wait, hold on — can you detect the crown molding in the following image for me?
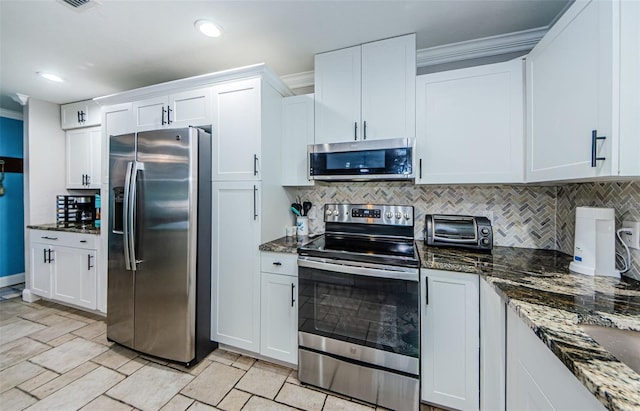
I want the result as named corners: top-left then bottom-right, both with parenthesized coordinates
top-left (282, 27), bottom-right (550, 90)
top-left (0, 108), bottom-right (24, 120)
top-left (281, 70), bottom-right (314, 90)
top-left (416, 26), bottom-right (548, 68)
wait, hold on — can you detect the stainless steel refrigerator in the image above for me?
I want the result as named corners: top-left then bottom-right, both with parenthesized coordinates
top-left (107, 127), bottom-right (216, 366)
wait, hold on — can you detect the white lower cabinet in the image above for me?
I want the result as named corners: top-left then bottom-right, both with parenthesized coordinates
top-left (421, 269), bottom-right (479, 410)
top-left (506, 308), bottom-right (604, 410)
top-left (260, 252), bottom-right (298, 364)
top-left (211, 182), bottom-right (261, 353)
top-left (28, 230), bottom-right (98, 311)
top-left (480, 279), bottom-right (506, 411)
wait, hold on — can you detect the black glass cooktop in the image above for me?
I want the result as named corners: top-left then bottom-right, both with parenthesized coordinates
top-left (298, 234), bottom-right (420, 268)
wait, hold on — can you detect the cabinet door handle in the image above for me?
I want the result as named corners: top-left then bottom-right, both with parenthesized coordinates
top-left (419, 159), bottom-right (423, 180)
top-left (47, 249), bottom-right (54, 263)
top-left (354, 122), bottom-right (358, 140)
top-left (43, 248), bottom-right (47, 263)
top-left (80, 240), bottom-right (87, 243)
top-left (161, 106), bottom-right (167, 125)
top-left (167, 106), bottom-right (172, 124)
top-left (425, 276), bottom-right (429, 305)
top-left (253, 154), bottom-right (258, 176)
top-left (291, 283), bottom-right (296, 307)
top-left (86, 175), bottom-right (91, 185)
top-left (591, 130), bottom-right (606, 167)
top-left (272, 261), bottom-right (282, 266)
top-left (253, 185), bottom-right (258, 220)
top-left (80, 110), bottom-right (85, 123)
top-left (363, 120), bottom-right (367, 140)
top-left (77, 110), bottom-right (81, 123)
top-left (87, 254), bottom-right (94, 270)
top-left (41, 236), bottom-right (58, 240)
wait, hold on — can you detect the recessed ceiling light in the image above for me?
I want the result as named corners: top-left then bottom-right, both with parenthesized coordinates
top-left (195, 19), bottom-right (222, 38)
top-left (37, 72), bottom-right (64, 82)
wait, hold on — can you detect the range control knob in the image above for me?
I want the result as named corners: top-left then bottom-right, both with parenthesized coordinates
top-left (386, 211), bottom-right (393, 219)
top-left (481, 228), bottom-right (490, 235)
top-left (404, 212), bottom-right (411, 220)
top-left (333, 210), bottom-right (340, 216)
top-left (481, 238), bottom-right (490, 245)
top-left (325, 209), bottom-right (333, 216)
top-left (395, 212), bottom-right (402, 219)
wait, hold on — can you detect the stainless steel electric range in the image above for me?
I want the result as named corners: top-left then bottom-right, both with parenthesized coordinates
top-left (297, 204), bottom-right (420, 411)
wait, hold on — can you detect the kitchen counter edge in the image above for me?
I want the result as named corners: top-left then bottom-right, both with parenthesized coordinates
top-left (28, 224), bottom-right (101, 235)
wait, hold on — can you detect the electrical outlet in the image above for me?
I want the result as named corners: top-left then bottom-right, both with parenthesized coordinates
top-left (621, 220), bottom-right (640, 250)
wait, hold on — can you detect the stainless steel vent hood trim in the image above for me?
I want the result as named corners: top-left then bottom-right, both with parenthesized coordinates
top-left (311, 137), bottom-right (414, 153)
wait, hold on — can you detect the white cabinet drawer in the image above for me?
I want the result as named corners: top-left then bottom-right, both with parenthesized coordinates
top-left (30, 230), bottom-right (97, 250)
top-left (260, 252), bottom-right (298, 276)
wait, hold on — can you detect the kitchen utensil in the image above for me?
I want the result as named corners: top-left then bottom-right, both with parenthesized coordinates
top-left (303, 201), bottom-right (312, 216)
top-left (292, 202), bottom-right (302, 215)
top-left (291, 206), bottom-right (302, 217)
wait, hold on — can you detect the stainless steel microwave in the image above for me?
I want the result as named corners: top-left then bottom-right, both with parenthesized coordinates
top-left (308, 138), bottom-right (415, 181)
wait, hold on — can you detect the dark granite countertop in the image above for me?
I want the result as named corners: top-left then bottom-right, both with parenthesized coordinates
top-left (28, 223), bottom-right (100, 235)
top-left (258, 235), bottom-right (318, 254)
top-left (418, 244), bottom-right (640, 411)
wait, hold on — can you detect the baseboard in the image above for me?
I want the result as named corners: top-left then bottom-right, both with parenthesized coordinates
top-left (0, 272), bottom-right (25, 288)
top-left (22, 288), bottom-right (40, 303)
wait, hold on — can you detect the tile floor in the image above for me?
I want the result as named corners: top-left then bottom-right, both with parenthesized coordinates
top-left (0, 290), bottom-right (434, 411)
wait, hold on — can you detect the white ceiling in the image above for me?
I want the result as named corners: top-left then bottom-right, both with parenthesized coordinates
top-left (0, 0), bottom-right (570, 113)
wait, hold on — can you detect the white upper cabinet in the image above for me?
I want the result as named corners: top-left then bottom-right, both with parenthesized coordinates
top-left (211, 78), bottom-right (262, 181)
top-left (282, 94), bottom-right (314, 186)
top-left (526, 0), bottom-right (639, 182)
top-left (361, 35), bottom-right (416, 141)
top-left (314, 34), bottom-right (416, 144)
top-left (415, 59), bottom-right (524, 184)
top-left (314, 46), bottom-right (361, 144)
top-left (61, 100), bottom-right (101, 130)
top-left (132, 87), bottom-right (211, 132)
top-left (66, 126), bottom-right (102, 189)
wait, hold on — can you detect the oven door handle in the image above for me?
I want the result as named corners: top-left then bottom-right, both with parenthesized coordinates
top-left (298, 258), bottom-right (419, 282)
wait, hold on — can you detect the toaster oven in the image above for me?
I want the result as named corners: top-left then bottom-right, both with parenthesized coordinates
top-left (425, 214), bottom-right (493, 251)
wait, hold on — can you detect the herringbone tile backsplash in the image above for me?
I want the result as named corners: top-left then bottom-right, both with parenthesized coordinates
top-left (292, 180), bottom-right (640, 280)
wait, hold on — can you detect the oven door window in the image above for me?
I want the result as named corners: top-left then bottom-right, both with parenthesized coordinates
top-left (299, 266), bottom-right (419, 358)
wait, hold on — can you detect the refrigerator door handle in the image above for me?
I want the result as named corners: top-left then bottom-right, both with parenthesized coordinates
top-left (123, 161), bottom-right (135, 270)
top-left (128, 161), bottom-right (145, 271)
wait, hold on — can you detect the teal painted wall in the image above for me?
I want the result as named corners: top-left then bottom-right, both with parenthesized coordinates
top-left (0, 115), bottom-right (25, 280)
